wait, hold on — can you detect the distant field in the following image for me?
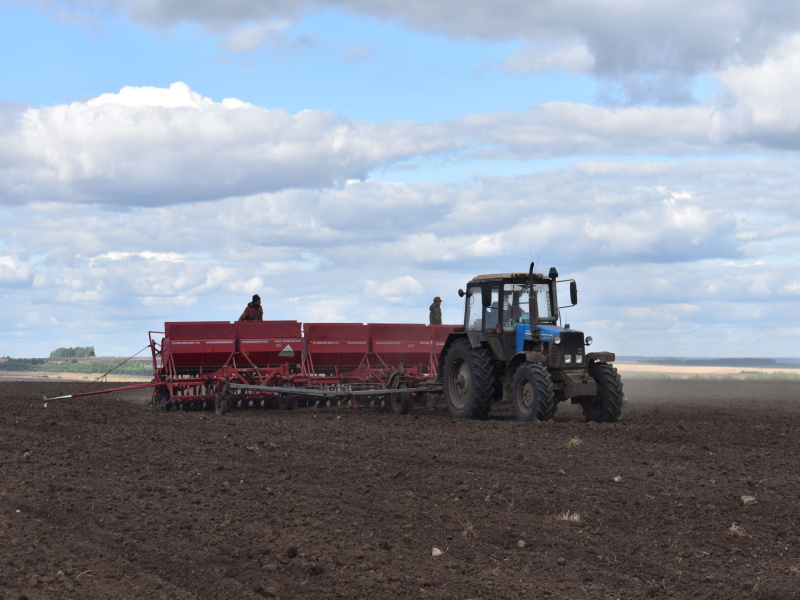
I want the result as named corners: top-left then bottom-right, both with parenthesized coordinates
top-left (0, 370), bottom-right (152, 383)
top-left (0, 356), bottom-right (152, 381)
top-left (2, 360), bottom-right (798, 383)
top-left (616, 361), bottom-right (800, 380)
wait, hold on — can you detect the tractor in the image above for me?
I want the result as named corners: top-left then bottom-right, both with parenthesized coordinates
top-left (440, 263), bottom-right (624, 422)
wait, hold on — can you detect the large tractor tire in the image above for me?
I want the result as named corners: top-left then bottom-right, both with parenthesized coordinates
top-left (443, 338), bottom-right (495, 420)
top-left (580, 362), bottom-right (624, 422)
top-left (510, 363), bottom-right (555, 422)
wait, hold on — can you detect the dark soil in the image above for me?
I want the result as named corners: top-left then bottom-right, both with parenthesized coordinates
top-left (1, 379), bottom-right (799, 599)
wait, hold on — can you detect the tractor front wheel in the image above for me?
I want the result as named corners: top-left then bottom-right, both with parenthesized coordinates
top-left (579, 362), bottom-right (624, 422)
top-left (443, 338), bottom-right (494, 420)
top-left (511, 363), bottom-right (555, 422)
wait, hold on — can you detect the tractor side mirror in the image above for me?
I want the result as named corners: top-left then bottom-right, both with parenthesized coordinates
top-left (570, 281), bottom-right (578, 305)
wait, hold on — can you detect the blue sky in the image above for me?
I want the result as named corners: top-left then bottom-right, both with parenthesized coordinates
top-left (2, 4), bottom-right (596, 118)
top-left (1, 0), bottom-right (799, 358)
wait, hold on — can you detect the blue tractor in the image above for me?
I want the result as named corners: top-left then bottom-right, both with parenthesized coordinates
top-left (440, 263), bottom-right (624, 422)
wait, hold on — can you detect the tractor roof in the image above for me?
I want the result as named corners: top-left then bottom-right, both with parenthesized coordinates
top-left (470, 272), bottom-right (546, 283)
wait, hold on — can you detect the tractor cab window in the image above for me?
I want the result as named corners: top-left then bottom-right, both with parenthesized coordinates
top-left (533, 283), bottom-right (554, 320)
top-left (465, 286), bottom-right (483, 331)
top-left (484, 286), bottom-right (500, 331)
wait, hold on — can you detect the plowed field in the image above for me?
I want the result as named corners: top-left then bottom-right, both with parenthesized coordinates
top-left (1, 378), bottom-right (799, 599)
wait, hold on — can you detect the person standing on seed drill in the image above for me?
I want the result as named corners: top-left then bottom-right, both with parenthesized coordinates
top-left (239, 294), bottom-right (263, 321)
top-left (429, 296), bottom-right (442, 325)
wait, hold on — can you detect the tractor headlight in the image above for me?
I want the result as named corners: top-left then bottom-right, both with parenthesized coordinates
top-left (575, 354), bottom-right (583, 364)
top-left (585, 336), bottom-right (593, 346)
top-left (554, 336), bottom-right (561, 345)
top-left (564, 355), bottom-right (571, 363)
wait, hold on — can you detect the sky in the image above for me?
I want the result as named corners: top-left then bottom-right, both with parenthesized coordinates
top-left (1, 0), bottom-right (799, 359)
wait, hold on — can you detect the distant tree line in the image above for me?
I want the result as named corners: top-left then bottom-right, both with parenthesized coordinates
top-left (49, 346), bottom-right (96, 358)
top-left (0, 358), bottom-right (151, 376)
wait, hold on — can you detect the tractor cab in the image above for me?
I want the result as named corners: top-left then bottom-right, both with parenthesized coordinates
top-left (458, 266), bottom-right (577, 362)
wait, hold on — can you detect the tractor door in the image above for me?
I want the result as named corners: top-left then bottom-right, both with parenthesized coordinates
top-left (466, 282), bottom-right (501, 333)
top-left (463, 282), bottom-right (499, 333)
top-left (464, 284), bottom-right (483, 331)
top-left (463, 281), bottom-right (518, 361)
top-left (482, 283), bottom-right (517, 361)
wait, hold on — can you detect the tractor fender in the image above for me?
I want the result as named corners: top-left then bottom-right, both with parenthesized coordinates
top-left (507, 351), bottom-right (547, 373)
top-left (586, 351), bottom-right (615, 363)
top-left (438, 332), bottom-right (469, 378)
top-left (466, 331), bottom-right (482, 348)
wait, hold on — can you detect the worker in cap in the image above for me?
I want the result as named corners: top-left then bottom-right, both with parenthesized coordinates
top-left (429, 296), bottom-right (442, 325)
top-left (238, 294), bottom-right (263, 322)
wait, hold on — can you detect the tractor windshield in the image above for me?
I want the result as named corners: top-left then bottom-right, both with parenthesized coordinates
top-left (504, 283), bottom-right (531, 325)
top-left (465, 279), bottom-right (554, 331)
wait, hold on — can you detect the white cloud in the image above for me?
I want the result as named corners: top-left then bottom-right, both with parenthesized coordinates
top-left (0, 256), bottom-right (31, 285)
top-left (2, 158), bottom-right (792, 317)
top-left (712, 33), bottom-right (800, 148)
top-left (622, 303), bottom-right (701, 327)
top-left (141, 295), bottom-right (199, 306)
top-left (364, 275), bottom-right (423, 299)
top-left (231, 277), bottom-right (265, 296)
top-left (23, 0), bottom-right (800, 103)
top-left (2, 161), bottom-right (798, 356)
top-left (218, 20), bottom-right (293, 53)
top-left (91, 251), bottom-right (186, 263)
top-left (504, 44), bottom-right (594, 75)
top-left (2, 77), bottom-right (799, 220)
top-left (457, 103), bottom-right (715, 157)
top-left (0, 82), bottom-right (461, 207)
top-left (88, 81), bottom-right (212, 108)
top-left (304, 298), bottom-right (354, 322)
top-left (783, 279), bottom-right (800, 295)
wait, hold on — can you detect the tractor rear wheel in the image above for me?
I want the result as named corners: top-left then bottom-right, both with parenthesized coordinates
top-left (443, 338), bottom-right (494, 420)
top-left (511, 363), bottom-right (555, 422)
top-left (580, 362), bottom-right (624, 422)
